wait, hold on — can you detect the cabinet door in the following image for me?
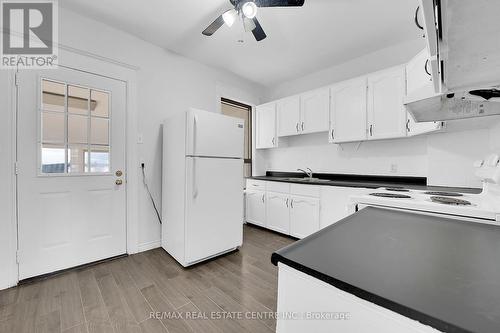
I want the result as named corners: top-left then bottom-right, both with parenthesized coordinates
top-left (367, 66), bottom-right (407, 140)
top-left (289, 195), bottom-right (320, 239)
top-left (300, 88), bottom-right (330, 134)
top-left (406, 112), bottom-right (443, 137)
top-left (245, 190), bottom-right (266, 227)
top-left (330, 77), bottom-right (367, 143)
top-left (266, 192), bottom-right (290, 235)
top-left (277, 96), bottom-right (301, 137)
top-left (406, 49), bottom-right (435, 100)
top-left (256, 102), bottom-right (277, 149)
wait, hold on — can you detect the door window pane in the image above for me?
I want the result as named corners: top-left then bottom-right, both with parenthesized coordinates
top-left (68, 85), bottom-right (90, 115)
top-left (91, 117), bottom-right (109, 145)
top-left (90, 146), bottom-right (110, 173)
top-left (68, 114), bottom-right (88, 144)
top-left (91, 90), bottom-right (109, 117)
top-left (42, 112), bottom-right (65, 143)
top-left (41, 144), bottom-right (66, 173)
top-left (42, 80), bottom-right (65, 112)
top-left (68, 145), bottom-right (89, 173)
top-left (40, 79), bottom-right (112, 175)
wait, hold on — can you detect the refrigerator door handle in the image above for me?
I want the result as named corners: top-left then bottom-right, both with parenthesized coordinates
top-left (193, 115), bottom-right (198, 155)
top-left (192, 158), bottom-right (198, 199)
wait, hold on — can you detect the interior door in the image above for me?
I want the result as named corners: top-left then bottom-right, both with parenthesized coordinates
top-left (185, 157), bottom-right (243, 264)
top-left (17, 67), bottom-right (127, 279)
top-left (300, 88), bottom-right (330, 135)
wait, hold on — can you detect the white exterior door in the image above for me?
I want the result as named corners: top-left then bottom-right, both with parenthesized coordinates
top-left (17, 67), bottom-right (127, 279)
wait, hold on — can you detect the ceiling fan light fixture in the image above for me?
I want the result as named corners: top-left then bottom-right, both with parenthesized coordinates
top-left (242, 1), bottom-right (258, 19)
top-left (222, 9), bottom-right (238, 27)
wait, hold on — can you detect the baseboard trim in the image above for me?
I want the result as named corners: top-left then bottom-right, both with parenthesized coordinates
top-left (138, 240), bottom-right (161, 253)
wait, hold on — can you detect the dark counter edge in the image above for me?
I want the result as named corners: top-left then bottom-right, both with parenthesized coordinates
top-left (270, 253), bottom-right (472, 333)
top-left (250, 172), bottom-right (482, 193)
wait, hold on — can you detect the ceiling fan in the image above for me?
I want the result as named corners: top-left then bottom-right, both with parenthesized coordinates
top-left (202, 0), bottom-right (305, 42)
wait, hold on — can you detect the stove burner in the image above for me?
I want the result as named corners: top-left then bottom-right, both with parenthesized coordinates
top-left (369, 193), bottom-right (412, 199)
top-left (385, 188), bottom-right (410, 192)
top-left (424, 191), bottom-right (463, 197)
top-left (430, 196), bottom-right (472, 206)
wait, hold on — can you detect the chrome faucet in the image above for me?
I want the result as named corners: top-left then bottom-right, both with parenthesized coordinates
top-left (297, 168), bottom-right (313, 180)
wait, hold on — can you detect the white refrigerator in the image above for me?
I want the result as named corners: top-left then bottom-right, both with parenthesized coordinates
top-left (162, 108), bottom-right (244, 267)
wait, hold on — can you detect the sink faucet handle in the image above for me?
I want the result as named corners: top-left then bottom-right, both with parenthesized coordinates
top-left (306, 167), bottom-right (313, 175)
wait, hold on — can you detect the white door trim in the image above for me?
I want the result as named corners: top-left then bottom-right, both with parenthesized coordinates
top-left (9, 48), bottom-right (139, 287)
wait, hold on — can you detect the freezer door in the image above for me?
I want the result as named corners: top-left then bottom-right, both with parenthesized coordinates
top-left (186, 108), bottom-right (244, 158)
top-left (185, 157), bottom-right (244, 264)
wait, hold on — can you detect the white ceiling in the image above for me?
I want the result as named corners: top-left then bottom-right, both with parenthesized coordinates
top-left (60, 0), bottom-right (422, 87)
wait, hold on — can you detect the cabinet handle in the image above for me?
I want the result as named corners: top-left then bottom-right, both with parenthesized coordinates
top-left (290, 199), bottom-right (294, 208)
top-left (272, 137), bottom-right (275, 146)
top-left (301, 122), bottom-right (304, 131)
top-left (285, 198), bottom-right (289, 208)
top-left (331, 129), bottom-right (335, 141)
top-left (369, 125), bottom-right (373, 137)
top-left (424, 59), bottom-right (431, 76)
top-left (414, 6), bottom-right (424, 30)
top-left (406, 119), bottom-right (411, 132)
top-left (262, 194), bottom-right (265, 203)
top-left (296, 123), bottom-right (300, 133)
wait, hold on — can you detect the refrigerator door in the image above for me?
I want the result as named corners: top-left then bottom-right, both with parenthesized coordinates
top-left (185, 156), bottom-right (243, 264)
top-left (186, 108), bottom-right (244, 158)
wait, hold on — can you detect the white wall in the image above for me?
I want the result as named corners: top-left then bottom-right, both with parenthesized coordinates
top-left (258, 39), bottom-right (500, 188)
top-left (0, 7), bottom-right (264, 288)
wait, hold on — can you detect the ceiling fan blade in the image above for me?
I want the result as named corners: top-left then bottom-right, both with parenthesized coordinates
top-left (254, 0), bottom-right (304, 7)
top-left (252, 18), bottom-right (267, 41)
top-left (202, 15), bottom-right (225, 36)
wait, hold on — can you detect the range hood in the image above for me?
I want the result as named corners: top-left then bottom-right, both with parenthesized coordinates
top-left (406, 0), bottom-right (500, 122)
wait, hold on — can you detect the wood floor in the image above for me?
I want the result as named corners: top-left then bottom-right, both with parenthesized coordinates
top-left (0, 225), bottom-right (294, 333)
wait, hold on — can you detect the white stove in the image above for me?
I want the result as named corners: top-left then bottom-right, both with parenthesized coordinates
top-left (350, 154), bottom-right (500, 224)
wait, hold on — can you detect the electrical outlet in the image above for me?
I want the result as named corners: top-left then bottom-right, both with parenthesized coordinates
top-left (390, 164), bottom-right (398, 173)
top-left (137, 134), bottom-right (144, 144)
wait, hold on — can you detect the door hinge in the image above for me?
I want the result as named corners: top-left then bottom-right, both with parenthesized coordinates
top-left (14, 72), bottom-right (19, 86)
top-left (14, 162), bottom-right (19, 175)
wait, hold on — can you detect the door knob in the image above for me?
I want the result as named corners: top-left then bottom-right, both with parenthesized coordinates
top-left (116, 170), bottom-right (123, 177)
top-left (115, 179), bottom-right (123, 186)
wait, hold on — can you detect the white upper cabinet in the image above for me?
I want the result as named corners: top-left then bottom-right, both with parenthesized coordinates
top-left (300, 88), bottom-right (330, 135)
top-left (277, 95), bottom-right (301, 137)
top-left (256, 102), bottom-right (277, 149)
top-left (367, 66), bottom-right (407, 140)
top-left (405, 48), bottom-right (438, 103)
top-left (329, 77), bottom-right (367, 143)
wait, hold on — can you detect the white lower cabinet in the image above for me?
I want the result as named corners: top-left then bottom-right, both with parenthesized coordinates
top-left (245, 190), bottom-right (266, 227)
top-left (289, 195), bottom-right (320, 239)
top-left (320, 186), bottom-right (367, 229)
top-left (266, 192), bottom-right (291, 234)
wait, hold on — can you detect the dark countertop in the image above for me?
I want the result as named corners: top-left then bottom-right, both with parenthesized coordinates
top-left (271, 207), bottom-right (500, 333)
top-left (249, 172), bottom-right (482, 194)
